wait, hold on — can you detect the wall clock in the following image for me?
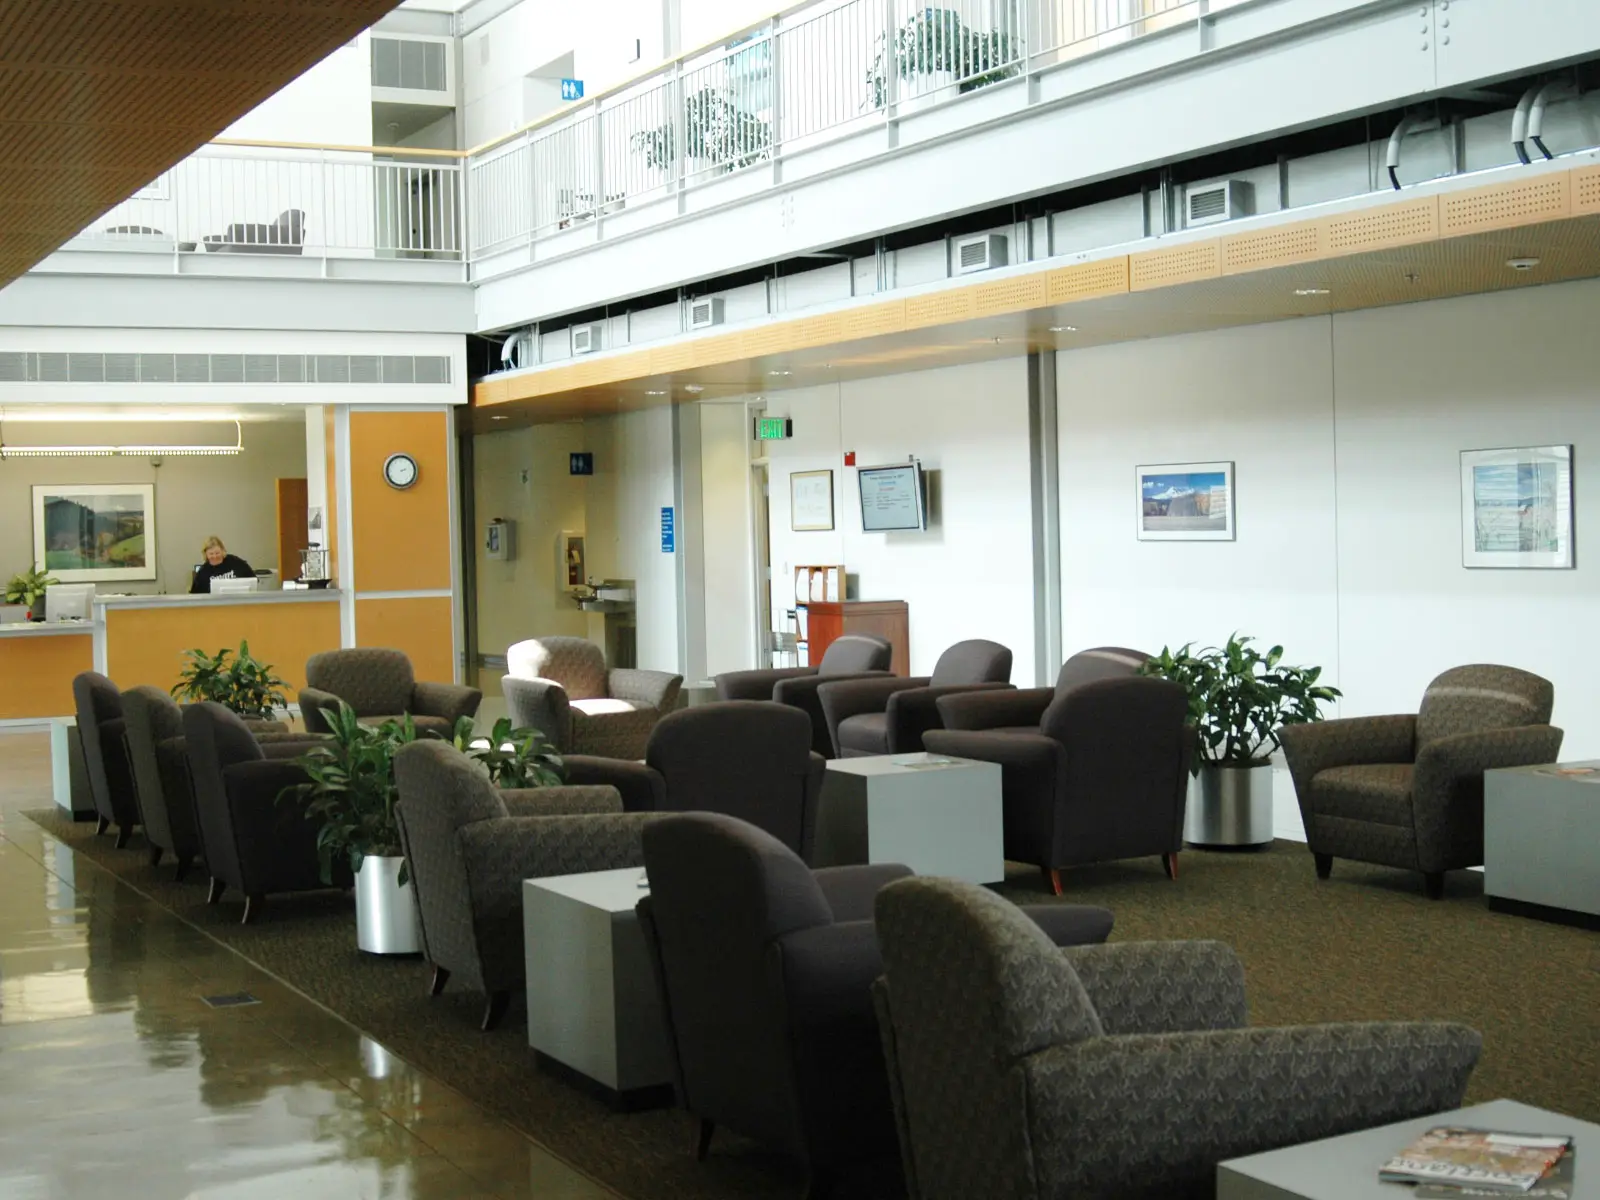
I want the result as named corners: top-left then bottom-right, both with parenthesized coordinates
top-left (383, 452), bottom-right (419, 490)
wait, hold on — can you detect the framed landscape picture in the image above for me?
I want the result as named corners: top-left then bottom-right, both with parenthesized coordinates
top-left (1460, 445), bottom-right (1573, 569)
top-left (33, 484), bottom-right (157, 583)
top-left (1136, 462), bottom-right (1235, 542)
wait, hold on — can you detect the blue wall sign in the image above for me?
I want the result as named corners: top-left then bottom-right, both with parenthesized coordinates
top-left (660, 506), bottom-right (675, 553)
top-left (560, 78), bottom-right (585, 101)
top-left (569, 452), bottom-right (593, 476)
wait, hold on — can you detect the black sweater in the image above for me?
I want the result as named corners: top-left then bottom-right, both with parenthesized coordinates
top-left (190, 554), bottom-right (255, 594)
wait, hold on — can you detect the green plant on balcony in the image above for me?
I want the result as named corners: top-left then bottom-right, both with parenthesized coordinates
top-left (866, 8), bottom-right (1019, 109)
top-left (630, 85), bottom-right (772, 172)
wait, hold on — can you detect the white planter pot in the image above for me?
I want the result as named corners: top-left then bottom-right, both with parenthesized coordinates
top-left (1185, 763), bottom-right (1274, 848)
top-left (354, 855), bottom-right (420, 955)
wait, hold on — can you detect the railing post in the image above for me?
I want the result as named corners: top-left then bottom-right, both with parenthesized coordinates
top-left (458, 158), bottom-right (471, 275)
top-left (524, 130), bottom-right (536, 260)
top-left (672, 60), bottom-right (688, 209)
top-left (768, 17), bottom-right (783, 184)
top-left (882, 0), bottom-right (899, 117)
top-left (593, 97), bottom-right (605, 231)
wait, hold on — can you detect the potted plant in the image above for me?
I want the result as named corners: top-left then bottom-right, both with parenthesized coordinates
top-left (5, 566), bottom-right (58, 621)
top-left (629, 85), bottom-right (772, 179)
top-left (171, 641), bottom-right (289, 728)
top-left (1141, 634), bottom-right (1339, 848)
top-left (865, 8), bottom-right (1018, 111)
top-left (284, 703), bottom-right (567, 955)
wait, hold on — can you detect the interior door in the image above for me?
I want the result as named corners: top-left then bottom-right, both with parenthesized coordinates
top-left (275, 477), bottom-right (309, 581)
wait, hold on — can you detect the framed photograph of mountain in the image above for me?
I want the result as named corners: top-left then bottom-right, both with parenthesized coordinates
top-left (32, 484), bottom-right (157, 583)
top-left (1136, 462), bottom-right (1235, 542)
top-left (1460, 445), bottom-right (1573, 569)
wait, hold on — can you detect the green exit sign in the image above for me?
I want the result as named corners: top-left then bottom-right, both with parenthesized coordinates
top-left (755, 417), bottom-right (793, 441)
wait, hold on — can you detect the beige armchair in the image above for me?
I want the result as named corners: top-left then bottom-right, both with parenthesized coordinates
top-left (502, 636), bottom-right (682, 759)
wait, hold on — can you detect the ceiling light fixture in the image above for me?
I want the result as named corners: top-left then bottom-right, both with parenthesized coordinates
top-left (0, 444), bottom-right (241, 457)
top-left (768, 370), bottom-right (791, 377)
top-left (645, 389), bottom-right (667, 396)
top-left (1506, 257), bottom-right (1542, 272)
top-left (1294, 288), bottom-right (1331, 296)
top-left (490, 415), bottom-right (508, 421)
top-left (1048, 326), bottom-right (1077, 333)
top-left (684, 384), bottom-right (705, 394)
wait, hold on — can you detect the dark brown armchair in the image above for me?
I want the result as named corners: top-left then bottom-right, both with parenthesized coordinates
top-left (923, 676), bottom-right (1192, 894)
top-left (298, 648), bottom-right (481, 739)
top-left (818, 639), bottom-right (1013, 757)
top-left (715, 635), bottom-right (894, 758)
top-left (72, 671), bottom-right (141, 846)
top-left (934, 646), bottom-right (1149, 734)
top-left (1280, 664), bottom-right (1562, 898)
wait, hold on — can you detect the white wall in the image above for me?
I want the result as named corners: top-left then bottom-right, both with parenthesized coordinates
top-left (756, 357), bottom-right (1039, 681)
top-left (1058, 278), bottom-right (1600, 823)
top-left (221, 36), bottom-right (374, 145)
top-left (699, 401), bottom-right (756, 677)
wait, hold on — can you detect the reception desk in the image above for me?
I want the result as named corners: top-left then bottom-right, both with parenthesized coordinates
top-left (0, 623), bottom-right (95, 721)
top-left (95, 590), bottom-right (343, 693)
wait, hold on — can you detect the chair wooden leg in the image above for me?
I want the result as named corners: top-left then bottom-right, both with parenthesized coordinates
top-left (693, 1117), bottom-right (714, 1162)
top-left (481, 991), bottom-right (510, 1032)
top-left (1313, 852), bottom-right (1333, 880)
top-left (241, 894), bottom-right (263, 925)
top-left (207, 878), bottom-right (226, 905)
top-left (147, 845), bottom-right (163, 868)
top-left (1041, 867), bottom-right (1063, 896)
top-left (173, 854), bottom-right (194, 883)
top-left (95, 816), bottom-right (110, 836)
top-left (113, 825), bottom-right (131, 850)
top-left (1161, 852), bottom-right (1179, 881)
top-left (1423, 872), bottom-right (1445, 900)
top-left (428, 965), bottom-right (450, 996)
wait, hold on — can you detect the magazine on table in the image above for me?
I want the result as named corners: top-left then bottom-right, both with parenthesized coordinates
top-left (1412, 1149), bottom-right (1575, 1199)
top-left (1380, 1126), bottom-right (1572, 1193)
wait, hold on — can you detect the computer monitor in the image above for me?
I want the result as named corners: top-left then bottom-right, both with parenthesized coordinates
top-left (45, 583), bottom-right (96, 623)
top-left (209, 577), bottom-right (259, 596)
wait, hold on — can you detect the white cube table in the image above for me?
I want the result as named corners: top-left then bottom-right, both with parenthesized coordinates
top-left (522, 867), bottom-right (672, 1099)
top-left (1485, 763), bottom-right (1600, 928)
top-left (1217, 1099), bottom-right (1597, 1199)
top-left (813, 753), bottom-right (1003, 884)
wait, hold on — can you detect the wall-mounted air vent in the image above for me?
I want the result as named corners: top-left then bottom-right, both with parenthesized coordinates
top-left (689, 298), bottom-right (725, 330)
top-left (371, 37), bottom-right (448, 93)
top-left (0, 351), bottom-right (451, 386)
top-left (1186, 181), bottom-right (1253, 228)
top-left (571, 325), bottom-right (603, 355)
top-left (954, 233), bottom-right (1008, 275)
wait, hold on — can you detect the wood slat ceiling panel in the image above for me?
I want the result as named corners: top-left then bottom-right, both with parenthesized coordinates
top-left (0, 0), bottom-right (401, 285)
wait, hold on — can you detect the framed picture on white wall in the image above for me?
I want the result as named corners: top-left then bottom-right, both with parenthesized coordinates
top-left (1460, 445), bottom-right (1574, 569)
top-left (1135, 462), bottom-right (1235, 542)
top-left (790, 469), bottom-right (834, 532)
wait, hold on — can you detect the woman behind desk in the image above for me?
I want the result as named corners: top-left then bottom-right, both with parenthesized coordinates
top-left (190, 536), bottom-right (255, 594)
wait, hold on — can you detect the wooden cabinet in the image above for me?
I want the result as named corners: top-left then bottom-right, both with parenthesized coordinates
top-left (805, 600), bottom-right (910, 677)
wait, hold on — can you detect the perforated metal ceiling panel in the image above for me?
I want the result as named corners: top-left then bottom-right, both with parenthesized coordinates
top-left (0, 0), bottom-right (402, 286)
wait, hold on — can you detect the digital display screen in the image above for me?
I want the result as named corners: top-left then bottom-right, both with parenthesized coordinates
top-left (857, 463), bottom-right (924, 532)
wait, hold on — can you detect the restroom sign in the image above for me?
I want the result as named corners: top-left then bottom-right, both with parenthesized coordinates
top-left (561, 78), bottom-right (584, 101)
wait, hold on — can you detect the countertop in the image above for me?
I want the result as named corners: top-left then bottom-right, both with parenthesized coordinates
top-left (94, 589), bottom-right (342, 610)
top-left (0, 621), bottom-right (96, 638)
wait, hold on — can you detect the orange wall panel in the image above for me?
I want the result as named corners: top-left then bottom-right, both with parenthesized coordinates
top-left (0, 633), bottom-right (93, 719)
top-left (349, 410), bottom-right (453, 594)
top-left (104, 598), bottom-right (342, 695)
top-left (356, 596), bottom-right (455, 685)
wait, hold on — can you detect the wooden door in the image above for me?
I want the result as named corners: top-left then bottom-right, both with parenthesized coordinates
top-left (276, 478), bottom-right (309, 581)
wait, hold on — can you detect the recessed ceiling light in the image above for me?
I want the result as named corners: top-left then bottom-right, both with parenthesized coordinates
top-left (1048, 325), bottom-right (1077, 333)
top-left (768, 370), bottom-right (791, 377)
top-left (1506, 257), bottom-right (1542, 272)
top-left (645, 389), bottom-right (666, 396)
top-left (1294, 288), bottom-right (1331, 297)
top-left (684, 384), bottom-right (704, 394)
top-left (490, 414), bottom-right (508, 421)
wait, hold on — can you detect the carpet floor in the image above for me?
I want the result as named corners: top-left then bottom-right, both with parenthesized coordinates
top-left (26, 808), bottom-right (1600, 1200)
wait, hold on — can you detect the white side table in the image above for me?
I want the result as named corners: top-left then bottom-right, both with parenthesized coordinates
top-left (813, 753), bottom-right (1004, 884)
top-left (50, 718), bottom-right (96, 820)
top-left (522, 868), bottom-right (673, 1101)
top-left (1485, 762), bottom-right (1600, 927)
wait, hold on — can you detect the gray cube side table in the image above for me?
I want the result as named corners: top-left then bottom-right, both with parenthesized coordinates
top-left (813, 752), bottom-right (1003, 884)
top-left (1485, 763), bottom-right (1600, 929)
top-left (522, 867), bottom-right (673, 1104)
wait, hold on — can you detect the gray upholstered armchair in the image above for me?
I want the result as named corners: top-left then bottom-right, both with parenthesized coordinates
top-left (73, 671), bottom-right (141, 846)
top-left (298, 648), bottom-right (481, 739)
top-left (393, 739), bottom-right (662, 1031)
top-left (934, 645), bottom-right (1148, 733)
top-left (502, 636), bottom-right (682, 760)
top-left (872, 877), bottom-right (1483, 1200)
top-left (1281, 663), bottom-right (1562, 899)
top-left (715, 634), bottom-right (894, 758)
top-left (817, 639), bottom-right (1013, 757)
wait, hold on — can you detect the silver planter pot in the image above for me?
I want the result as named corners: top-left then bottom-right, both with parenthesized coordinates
top-left (354, 855), bottom-right (421, 955)
top-left (1185, 763), bottom-right (1274, 848)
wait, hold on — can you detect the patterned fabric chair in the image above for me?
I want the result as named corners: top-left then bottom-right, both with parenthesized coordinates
top-left (1281, 664), bottom-right (1562, 898)
top-left (502, 636), bottom-right (682, 760)
top-left (393, 739), bottom-right (661, 1031)
top-left (935, 645), bottom-right (1149, 734)
top-left (72, 671), bottom-right (141, 847)
top-left (182, 702), bottom-right (343, 924)
top-left (925, 676), bottom-right (1192, 894)
top-left (818, 639), bottom-right (1014, 757)
top-left (871, 876), bottom-right (1482, 1200)
top-left (715, 635), bottom-right (895, 758)
top-left (637, 814), bottom-right (1114, 1199)
top-left (567, 701), bottom-right (827, 858)
top-left (298, 648), bottom-right (481, 739)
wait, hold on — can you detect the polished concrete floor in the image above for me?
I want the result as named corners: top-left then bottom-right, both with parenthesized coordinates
top-left (0, 730), bottom-right (620, 1200)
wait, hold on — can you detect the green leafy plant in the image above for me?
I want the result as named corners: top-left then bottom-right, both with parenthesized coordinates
top-left (282, 701), bottom-right (418, 885)
top-left (866, 9), bottom-right (1018, 109)
top-left (170, 640), bottom-right (288, 721)
top-left (1140, 634), bottom-right (1340, 770)
top-left (452, 716), bottom-right (565, 789)
top-left (630, 85), bottom-right (772, 172)
top-left (5, 566), bottom-right (58, 611)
